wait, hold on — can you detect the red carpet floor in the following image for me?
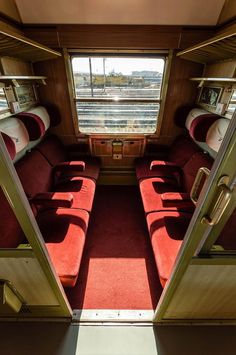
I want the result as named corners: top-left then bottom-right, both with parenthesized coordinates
top-left (66, 185), bottom-right (162, 310)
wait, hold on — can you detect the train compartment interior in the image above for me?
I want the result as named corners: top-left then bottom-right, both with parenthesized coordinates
top-left (0, 0), bottom-right (236, 329)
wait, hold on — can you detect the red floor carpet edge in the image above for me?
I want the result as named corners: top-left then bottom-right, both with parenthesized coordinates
top-left (65, 185), bottom-right (162, 310)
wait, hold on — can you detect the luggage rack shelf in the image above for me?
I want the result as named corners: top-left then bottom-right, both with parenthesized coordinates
top-left (0, 27), bottom-right (61, 63)
top-left (0, 76), bottom-right (47, 86)
top-left (177, 27), bottom-right (236, 64)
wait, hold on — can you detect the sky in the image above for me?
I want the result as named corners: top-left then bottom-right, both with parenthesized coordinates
top-left (72, 57), bottom-right (165, 75)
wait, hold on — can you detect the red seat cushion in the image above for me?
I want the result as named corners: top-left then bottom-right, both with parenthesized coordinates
top-left (139, 154), bottom-right (212, 214)
top-left (1, 132), bottom-right (16, 160)
top-left (37, 135), bottom-right (100, 181)
top-left (139, 177), bottom-right (183, 214)
top-left (17, 112), bottom-right (45, 141)
top-left (136, 135), bottom-right (200, 181)
top-left (15, 150), bottom-right (96, 212)
top-left (55, 176), bottom-right (96, 212)
top-left (73, 156), bottom-right (100, 181)
top-left (147, 211), bottom-right (192, 287)
top-left (189, 113), bottom-right (219, 142)
top-left (55, 156), bottom-right (100, 182)
top-left (37, 208), bottom-right (89, 287)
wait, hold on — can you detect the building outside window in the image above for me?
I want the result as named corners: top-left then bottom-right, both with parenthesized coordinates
top-left (71, 56), bottom-right (165, 134)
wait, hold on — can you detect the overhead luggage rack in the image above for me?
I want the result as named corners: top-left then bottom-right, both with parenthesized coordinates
top-left (0, 27), bottom-right (61, 62)
top-left (177, 28), bottom-right (236, 64)
top-left (0, 75), bottom-right (47, 87)
top-left (190, 77), bottom-right (236, 82)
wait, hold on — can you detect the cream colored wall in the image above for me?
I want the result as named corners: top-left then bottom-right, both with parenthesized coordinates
top-left (0, 0), bottom-right (21, 22)
top-left (15, 0), bottom-right (224, 25)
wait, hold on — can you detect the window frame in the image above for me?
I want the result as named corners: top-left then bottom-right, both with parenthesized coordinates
top-left (67, 50), bottom-right (171, 136)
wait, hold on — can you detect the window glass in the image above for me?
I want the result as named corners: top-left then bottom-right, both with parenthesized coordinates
top-left (72, 56), bottom-right (165, 134)
top-left (228, 89), bottom-right (236, 115)
top-left (0, 87), bottom-right (8, 111)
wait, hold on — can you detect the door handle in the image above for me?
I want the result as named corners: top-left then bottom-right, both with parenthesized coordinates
top-left (201, 175), bottom-right (232, 226)
top-left (191, 167), bottom-right (210, 205)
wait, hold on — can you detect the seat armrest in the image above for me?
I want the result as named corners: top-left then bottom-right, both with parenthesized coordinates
top-left (54, 161), bottom-right (85, 173)
top-left (149, 161), bottom-right (182, 186)
top-left (161, 192), bottom-right (194, 208)
top-left (150, 160), bottom-right (180, 171)
top-left (31, 192), bottom-right (73, 208)
top-left (161, 192), bottom-right (190, 201)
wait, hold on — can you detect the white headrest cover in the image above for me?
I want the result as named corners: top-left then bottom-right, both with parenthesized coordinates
top-left (206, 119), bottom-right (230, 152)
top-left (185, 108), bottom-right (211, 130)
top-left (27, 106), bottom-right (50, 131)
top-left (0, 117), bottom-right (29, 153)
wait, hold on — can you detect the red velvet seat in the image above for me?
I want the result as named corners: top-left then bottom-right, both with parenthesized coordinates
top-left (55, 176), bottom-right (96, 212)
top-left (147, 209), bottom-right (236, 288)
top-left (139, 177), bottom-right (187, 214)
top-left (0, 136), bottom-right (27, 248)
top-left (36, 135), bottom-right (100, 181)
top-left (139, 151), bottom-right (213, 214)
top-left (0, 188), bottom-right (26, 248)
top-left (0, 185), bottom-right (89, 287)
top-left (1, 132), bottom-right (16, 160)
top-left (147, 211), bottom-right (192, 287)
top-left (15, 150), bottom-right (96, 213)
top-left (0, 127), bottom-right (91, 289)
top-left (214, 209), bottom-right (236, 251)
top-left (37, 207), bottom-right (89, 287)
top-left (0, 186), bottom-right (89, 288)
top-left (136, 135), bottom-right (200, 181)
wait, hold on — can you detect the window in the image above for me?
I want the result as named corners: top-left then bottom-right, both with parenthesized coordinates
top-left (227, 89), bottom-right (236, 115)
top-left (0, 87), bottom-right (9, 112)
top-left (71, 56), bottom-right (165, 134)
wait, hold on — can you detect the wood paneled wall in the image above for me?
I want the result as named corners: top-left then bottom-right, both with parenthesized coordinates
top-left (34, 57), bottom-right (77, 145)
top-left (159, 55), bottom-right (203, 145)
top-left (31, 25), bottom-right (206, 145)
top-left (24, 25), bottom-right (214, 50)
top-left (0, 56), bottom-right (33, 75)
top-left (34, 53), bottom-right (203, 146)
top-left (204, 59), bottom-right (236, 78)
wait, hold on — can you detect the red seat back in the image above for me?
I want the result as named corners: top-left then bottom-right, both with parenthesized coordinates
top-left (0, 188), bottom-right (25, 248)
top-left (182, 151), bottom-right (213, 194)
top-left (15, 150), bottom-right (53, 198)
top-left (168, 135), bottom-right (200, 167)
top-left (36, 135), bottom-right (67, 167)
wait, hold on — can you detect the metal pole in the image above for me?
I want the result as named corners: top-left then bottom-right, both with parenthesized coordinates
top-left (103, 58), bottom-right (106, 94)
top-left (89, 57), bottom-right (94, 97)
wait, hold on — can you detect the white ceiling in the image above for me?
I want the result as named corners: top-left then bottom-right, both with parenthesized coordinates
top-left (15, 0), bottom-right (226, 25)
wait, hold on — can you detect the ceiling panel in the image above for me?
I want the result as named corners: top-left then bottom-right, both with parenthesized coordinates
top-left (15, 0), bottom-right (225, 25)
